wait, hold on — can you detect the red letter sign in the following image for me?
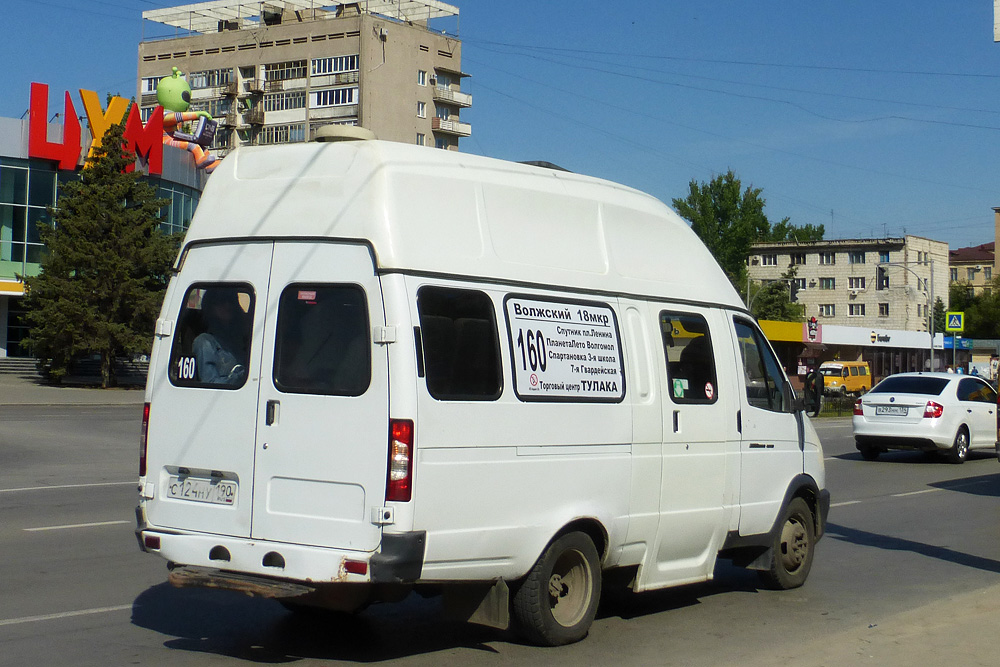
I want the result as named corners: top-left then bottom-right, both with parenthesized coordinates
top-left (28, 82), bottom-right (82, 170)
top-left (123, 105), bottom-right (164, 176)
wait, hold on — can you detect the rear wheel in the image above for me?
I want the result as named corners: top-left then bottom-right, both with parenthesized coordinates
top-left (512, 531), bottom-right (601, 646)
top-left (856, 438), bottom-right (880, 461)
top-left (947, 428), bottom-right (969, 464)
top-left (758, 497), bottom-right (815, 590)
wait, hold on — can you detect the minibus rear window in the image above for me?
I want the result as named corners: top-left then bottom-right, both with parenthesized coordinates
top-left (169, 284), bottom-right (255, 389)
top-left (417, 287), bottom-right (502, 401)
top-left (660, 312), bottom-right (718, 404)
top-left (272, 284), bottom-right (371, 396)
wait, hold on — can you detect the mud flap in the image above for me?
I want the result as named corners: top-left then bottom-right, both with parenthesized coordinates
top-left (442, 579), bottom-right (510, 630)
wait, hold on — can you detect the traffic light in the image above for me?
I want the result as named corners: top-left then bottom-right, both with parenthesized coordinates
top-left (789, 280), bottom-right (800, 302)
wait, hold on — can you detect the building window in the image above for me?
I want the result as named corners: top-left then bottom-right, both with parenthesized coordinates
top-left (309, 87), bottom-right (358, 108)
top-left (417, 101), bottom-right (426, 118)
top-left (848, 277), bottom-right (866, 290)
top-left (879, 303), bottom-right (889, 317)
top-left (761, 254), bottom-right (777, 266)
top-left (436, 106), bottom-right (451, 120)
top-left (311, 55), bottom-right (359, 76)
top-left (417, 69), bottom-right (427, 86)
top-left (950, 268), bottom-right (958, 282)
top-left (435, 137), bottom-right (450, 150)
top-left (879, 250), bottom-right (890, 263)
top-left (263, 91), bottom-right (306, 111)
top-left (190, 98), bottom-right (232, 118)
top-left (790, 253), bottom-right (806, 265)
top-left (791, 278), bottom-right (806, 292)
top-left (986, 267), bottom-right (993, 280)
top-left (189, 68), bottom-right (233, 89)
top-left (968, 268), bottom-right (977, 282)
top-left (416, 133), bottom-right (425, 146)
top-left (849, 304), bottom-right (865, 317)
top-left (848, 251), bottom-right (865, 264)
top-left (819, 252), bottom-right (835, 265)
top-left (819, 304), bottom-right (835, 317)
top-left (819, 277), bottom-right (836, 290)
top-left (876, 266), bottom-right (889, 290)
top-left (259, 123), bottom-right (307, 145)
top-left (141, 76), bottom-right (160, 95)
top-left (264, 60), bottom-right (307, 81)
top-left (916, 304), bottom-right (922, 318)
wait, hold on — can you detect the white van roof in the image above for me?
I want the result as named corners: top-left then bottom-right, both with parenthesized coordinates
top-left (183, 140), bottom-right (744, 308)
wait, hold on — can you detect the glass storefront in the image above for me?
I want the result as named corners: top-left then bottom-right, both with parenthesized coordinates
top-left (0, 157), bottom-right (201, 357)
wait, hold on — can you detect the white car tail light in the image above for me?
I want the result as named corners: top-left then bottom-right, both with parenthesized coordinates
top-left (386, 419), bottom-right (414, 502)
top-left (923, 401), bottom-right (944, 419)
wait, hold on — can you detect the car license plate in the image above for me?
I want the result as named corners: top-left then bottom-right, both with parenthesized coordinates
top-left (875, 405), bottom-right (908, 416)
top-left (166, 476), bottom-right (237, 505)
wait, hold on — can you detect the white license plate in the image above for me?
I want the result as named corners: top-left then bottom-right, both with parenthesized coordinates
top-left (166, 476), bottom-right (237, 505)
top-left (875, 405), bottom-right (908, 416)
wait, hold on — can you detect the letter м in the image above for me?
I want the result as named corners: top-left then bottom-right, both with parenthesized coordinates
top-left (28, 82), bottom-right (82, 170)
top-left (123, 105), bottom-right (164, 175)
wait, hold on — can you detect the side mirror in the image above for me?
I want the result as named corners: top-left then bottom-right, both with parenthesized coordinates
top-left (803, 370), bottom-right (823, 417)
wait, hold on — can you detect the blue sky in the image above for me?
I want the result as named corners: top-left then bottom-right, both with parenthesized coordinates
top-left (5, 1), bottom-right (1000, 250)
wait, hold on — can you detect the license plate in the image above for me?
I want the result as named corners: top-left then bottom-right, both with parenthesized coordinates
top-left (166, 476), bottom-right (237, 505)
top-left (875, 405), bottom-right (908, 416)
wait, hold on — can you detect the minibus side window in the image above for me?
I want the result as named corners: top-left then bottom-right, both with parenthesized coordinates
top-left (660, 311), bottom-right (718, 404)
top-left (417, 286), bottom-right (502, 401)
top-left (169, 283), bottom-right (255, 389)
top-left (272, 284), bottom-right (371, 396)
top-left (733, 319), bottom-right (788, 413)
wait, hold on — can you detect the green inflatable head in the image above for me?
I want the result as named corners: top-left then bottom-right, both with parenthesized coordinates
top-left (157, 67), bottom-right (192, 112)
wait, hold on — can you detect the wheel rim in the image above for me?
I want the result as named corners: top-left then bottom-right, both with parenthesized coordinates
top-left (547, 548), bottom-right (593, 628)
top-left (956, 431), bottom-right (969, 458)
top-left (779, 515), bottom-right (810, 574)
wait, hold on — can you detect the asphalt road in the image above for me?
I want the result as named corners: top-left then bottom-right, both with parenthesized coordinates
top-left (2, 406), bottom-right (999, 666)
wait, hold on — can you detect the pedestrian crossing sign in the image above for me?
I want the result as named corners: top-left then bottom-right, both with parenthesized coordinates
top-left (945, 311), bottom-right (964, 333)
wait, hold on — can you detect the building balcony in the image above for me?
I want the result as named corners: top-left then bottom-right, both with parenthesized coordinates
top-left (220, 81), bottom-right (239, 97)
top-left (241, 109), bottom-right (265, 125)
top-left (141, 92), bottom-right (159, 106)
top-left (431, 117), bottom-right (471, 137)
top-left (243, 79), bottom-right (265, 94)
top-left (432, 86), bottom-right (472, 108)
top-left (219, 112), bottom-right (238, 127)
top-left (310, 105), bottom-right (359, 121)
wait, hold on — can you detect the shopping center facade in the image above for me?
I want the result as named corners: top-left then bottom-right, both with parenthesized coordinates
top-left (0, 92), bottom-right (204, 358)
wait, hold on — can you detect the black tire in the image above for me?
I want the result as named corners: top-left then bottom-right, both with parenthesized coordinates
top-left (758, 497), bottom-right (815, 590)
top-left (856, 438), bottom-right (879, 461)
top-left (512, 531), bottom-right (601, 646)
top-left (947, 427), bottom-right (969, 464)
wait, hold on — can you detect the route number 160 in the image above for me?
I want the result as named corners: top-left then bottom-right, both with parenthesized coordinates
top-left (516, 329), bottom-right (547, 372)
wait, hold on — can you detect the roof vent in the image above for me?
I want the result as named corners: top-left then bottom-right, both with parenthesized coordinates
top-left (313, 125), bottom-right (376, 143)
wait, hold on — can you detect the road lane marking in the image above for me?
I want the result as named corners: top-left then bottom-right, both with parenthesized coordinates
top-left (0, 482), bottom-right (135, 494)
top-left (24, 520), bottom-right (130, 532)
top-left (830, 500), bottom-right (861, 507)
top-left (892, 488), bottom-right (943, 498)
top-left (0, 605), bottom-right (133, 627)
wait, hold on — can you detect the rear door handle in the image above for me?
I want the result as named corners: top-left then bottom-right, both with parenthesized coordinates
top-left (266, 399), bottom-right (280, 426)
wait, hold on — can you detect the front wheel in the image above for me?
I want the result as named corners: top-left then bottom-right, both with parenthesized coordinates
top-left (758, 497), bottom-right (816, 590)
top-left (512, 531), bottom-right (601, 646)
top-left (947, 428), bottom-right (969, 464)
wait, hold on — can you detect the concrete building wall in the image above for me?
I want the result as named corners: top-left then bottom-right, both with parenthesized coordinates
top-left (750, 236), bottom-right (949, 332)
top-left (138, 8), bottom-right (467, 152)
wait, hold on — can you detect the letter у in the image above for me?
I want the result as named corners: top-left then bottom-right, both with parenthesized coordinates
top-left (29, 82), bottom-right (81, 170)
top-left (79, 89), bottom-right (129, 160)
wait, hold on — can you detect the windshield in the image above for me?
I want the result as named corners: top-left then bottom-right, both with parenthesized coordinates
top-left (870, 376), bottom-right (949, 396)
top-left (819, 367), bottom-right (842, 376)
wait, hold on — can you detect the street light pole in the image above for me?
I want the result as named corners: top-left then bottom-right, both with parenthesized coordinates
top-left (880, 260), bottom-right (934, 371)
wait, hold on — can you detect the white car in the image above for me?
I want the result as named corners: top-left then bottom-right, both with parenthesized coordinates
top-left (853, 372), bottom-right (997, 463)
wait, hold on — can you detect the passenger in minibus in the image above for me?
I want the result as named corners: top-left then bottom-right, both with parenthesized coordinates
top-left (193, 289), bottom-right (248, 385)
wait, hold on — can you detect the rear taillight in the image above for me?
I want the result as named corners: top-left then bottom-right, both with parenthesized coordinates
top-left (386, 419), bottom-right (414, 502)
top-left (853, 399), bottom-right (863, 416)
top-left (923, 401), bottom-right (944, 419)
top-left (139, 402), bottom-right (150, 477)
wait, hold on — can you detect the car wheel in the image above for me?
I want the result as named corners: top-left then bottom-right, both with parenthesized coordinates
top-left (947, 427), bottom-right (970, 464)
top-left (512, 531), bottom-right (601, 646)
top-left (758, 497), bottom-right (816, 590)
top-left (858, 444), bottom-right (880, 461)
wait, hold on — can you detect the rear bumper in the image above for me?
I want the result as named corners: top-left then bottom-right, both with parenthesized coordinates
top-left (137, 508), bottom-right (425, 586)
top-left (853, 416), bottom-right (954, 449)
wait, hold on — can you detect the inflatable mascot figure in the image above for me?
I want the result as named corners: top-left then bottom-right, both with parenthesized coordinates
top-left (157, 67), bottom-right (222, 173)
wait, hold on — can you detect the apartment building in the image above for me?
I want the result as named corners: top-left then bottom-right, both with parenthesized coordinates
top-left (138, 1), bottom-right (470, 156)
top-left (949, 241), bottom-right (994, 297)
top-left (749, 236), bottom-right (949, 332)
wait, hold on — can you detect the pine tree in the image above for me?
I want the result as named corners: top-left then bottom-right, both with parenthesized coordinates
top-left (22, 119), bottom-right (179, 388)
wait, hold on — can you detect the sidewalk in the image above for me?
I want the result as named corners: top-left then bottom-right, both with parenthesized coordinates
top-left (0, 373), bottom-right (146, 406)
